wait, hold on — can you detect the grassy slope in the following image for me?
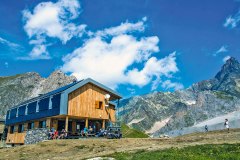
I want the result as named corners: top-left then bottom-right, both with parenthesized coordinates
top-left (111, 143), bottom-right (240, 160)
top-left (121, 124), bottom-right (149, 138)
top-left (0, 129), bottom-right (240, 159)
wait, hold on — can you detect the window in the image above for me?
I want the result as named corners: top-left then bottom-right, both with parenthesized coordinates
top-left (8, 111), bottom-right (10, 119)
top-left (36, 101), bottom-right (39, 112)
top-left (10, 126), bottom-right (14, 134)
top-left (49, 96), bottom-right (53, 109)
top-left (25, 105), bottom-right (28, 115)
top-left (95, 101), bottom-right (103, 109)
top-left (16, 108), bottom-right (19, 117)
top-left (27, 122), bottom-right (34, 130)
top-left (39, 120), bottom-right (46, 128)
top-left (18, 124), bottom-right (24, 133)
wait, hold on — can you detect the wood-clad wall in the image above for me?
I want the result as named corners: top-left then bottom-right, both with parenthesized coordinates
top-left (68, 84), bottom-right (116, 122)
top-left (6, 131), bottom-right (25, 144)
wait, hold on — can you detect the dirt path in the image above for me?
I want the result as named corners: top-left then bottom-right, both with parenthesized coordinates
top-left (0, 129), bottom-right (240, 160)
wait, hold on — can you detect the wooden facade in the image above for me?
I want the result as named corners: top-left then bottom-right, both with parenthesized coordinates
top-left (5, 78), bottom-right (121, 145)
top-left (68, 83), bottom-right (116, 121)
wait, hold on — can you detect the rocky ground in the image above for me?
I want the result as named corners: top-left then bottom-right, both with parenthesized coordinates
top-left (0, 129), bottom-right (239, 160)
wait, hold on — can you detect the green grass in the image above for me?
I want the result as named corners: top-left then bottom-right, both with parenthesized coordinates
top-left (110, 144), bottom-right (240, 160)
top-left (121, 124), bottom-right (149, 138)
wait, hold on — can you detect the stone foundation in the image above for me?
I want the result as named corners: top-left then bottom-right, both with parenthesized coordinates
top-left (24, 128), bottom-right (49, 144)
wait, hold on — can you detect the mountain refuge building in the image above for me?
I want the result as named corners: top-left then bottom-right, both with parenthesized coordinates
top-left (5, 78), bottom-right (122, 145)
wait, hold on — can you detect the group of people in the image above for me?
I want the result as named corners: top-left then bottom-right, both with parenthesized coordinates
top-left (204, 119), bottom-right (230, 133)
top-left (80, 126), bottom-right (106, 137)
top-left (48, 127), bottom-right (67, 140)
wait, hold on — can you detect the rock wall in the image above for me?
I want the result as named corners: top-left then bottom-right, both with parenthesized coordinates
top-left (24, 128), bottom-right (49, 144)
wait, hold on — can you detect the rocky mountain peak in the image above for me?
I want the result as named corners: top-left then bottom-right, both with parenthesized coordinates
top-left (215, 57), bottom-right (240, 80)
top-left (0, 70), bottom-right (77, 117)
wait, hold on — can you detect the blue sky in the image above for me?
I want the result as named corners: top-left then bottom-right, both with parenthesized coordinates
top-left (0, 0), bottom-right (240, 97)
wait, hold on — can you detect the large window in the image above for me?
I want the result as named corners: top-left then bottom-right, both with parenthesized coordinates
top-left (27, 122), bottom-right (34, 130)
top-left (39, 120), bottom-right (46, 128)
top-left (18, 124), bottom-right (24, 133)
top-left (10, 126), bottom-right (14, 134)
top-left (95, 101), bottom-right (103, 109)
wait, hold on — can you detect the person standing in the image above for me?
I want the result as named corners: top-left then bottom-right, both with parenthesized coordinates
top-left (205, 125), bottom-right (208, 132)
top-left (224, 119), bottom-right (230, 133)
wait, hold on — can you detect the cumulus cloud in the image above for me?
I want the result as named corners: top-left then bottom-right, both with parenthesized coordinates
top-left (22, 0), bottom-right (86, 59)
top-left (223, 55), bottom-right (231, 63)
top-left (61, 18), bottom-right (182, 90)
top-left (224, 11), bottom-right (240, 29)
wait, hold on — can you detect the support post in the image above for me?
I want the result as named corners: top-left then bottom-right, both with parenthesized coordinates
top-left (102, 119), bottom-right (105, 129)
top-left (65, 116), bottom-right (69, 131)
top-left (46, 118), bottom-right (51, 129)
top-left (85, 118), bottom-right (89, 128)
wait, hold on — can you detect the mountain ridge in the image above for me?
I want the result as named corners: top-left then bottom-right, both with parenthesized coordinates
top-left (0, 70), bottom-right (76, 118)
top-left (118, 57), bottom-right (240, 136)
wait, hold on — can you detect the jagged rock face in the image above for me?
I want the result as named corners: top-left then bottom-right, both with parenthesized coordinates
top-left (118, 57), bottom-right (240, 136)
top-left (0, 70), bottom-right (76, 118)
top-left (191, 57), bottom-right (240, 97)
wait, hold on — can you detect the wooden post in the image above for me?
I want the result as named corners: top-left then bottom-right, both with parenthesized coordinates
top-left (65, 116), bottom-right (69, 131)
top-left (102, 119), bottom-right (105, 129)
top-left (53, 119), bottom-right (58, 130)
top-left (46, 118), bottom-right (51, 129)
top-left (72, 121), bottom-right (76, 132)
top-left (85, 118), bottom-right (88, 128)
top-left (34, 121), bottom-right (39, 129)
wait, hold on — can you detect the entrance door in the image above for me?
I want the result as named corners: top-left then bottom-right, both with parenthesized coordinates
top-left (58, 120), bottom-right (65, 131)
top-left (76, 121), bottom-right (85, 132)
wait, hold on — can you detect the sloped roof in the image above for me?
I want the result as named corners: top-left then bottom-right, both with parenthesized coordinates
top-left (15, 81), bottom-right (82, 108)
top-left (10, 78), bottom-right (121, 109)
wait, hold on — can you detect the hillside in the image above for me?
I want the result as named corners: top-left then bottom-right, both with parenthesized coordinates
top-left (0, 129), bottom-right (239, 160)
top-left (0, 70), bottom-right (76, 118)
top-left (121, 124), bottom-right (149, 138)
top-left (118, 57), bottom-right (240, 137)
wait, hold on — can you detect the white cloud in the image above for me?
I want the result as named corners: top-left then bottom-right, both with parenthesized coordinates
top-left (22, 0), bottom-right (86, 59)
top-left (161, 80), bottom-right (184, 91)
top-left (223, 55), bottom-right (231, 63)
top-left (126, 52), bottom-right (179, 89)
top-left (0, 37), bottom-right (21, 49)
top-left (93, 17), bottom-right (147, 37)
top-left (214, 45), bottom-right (228, 56)
top-left (224, 11), bottom-right (240, 29)
top-left (61, 18), bottom-right (182, 90)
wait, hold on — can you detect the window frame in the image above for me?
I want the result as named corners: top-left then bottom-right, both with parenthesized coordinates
top-left (10, 126), bottom-right (14, 134)
top-left (18, 124), bottom-right (24, 133)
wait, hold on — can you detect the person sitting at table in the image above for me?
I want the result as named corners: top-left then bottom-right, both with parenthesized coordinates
top-left (89, 126), bottom-right (93, 134)
top-left (96, 128), bottom-right (105, 137)
top-left (83, 127), bottom-right (88, 137)
top-left (53, 130), bottom-right (59, 139)
top-left (59, 129), bottom-right (67, 139)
